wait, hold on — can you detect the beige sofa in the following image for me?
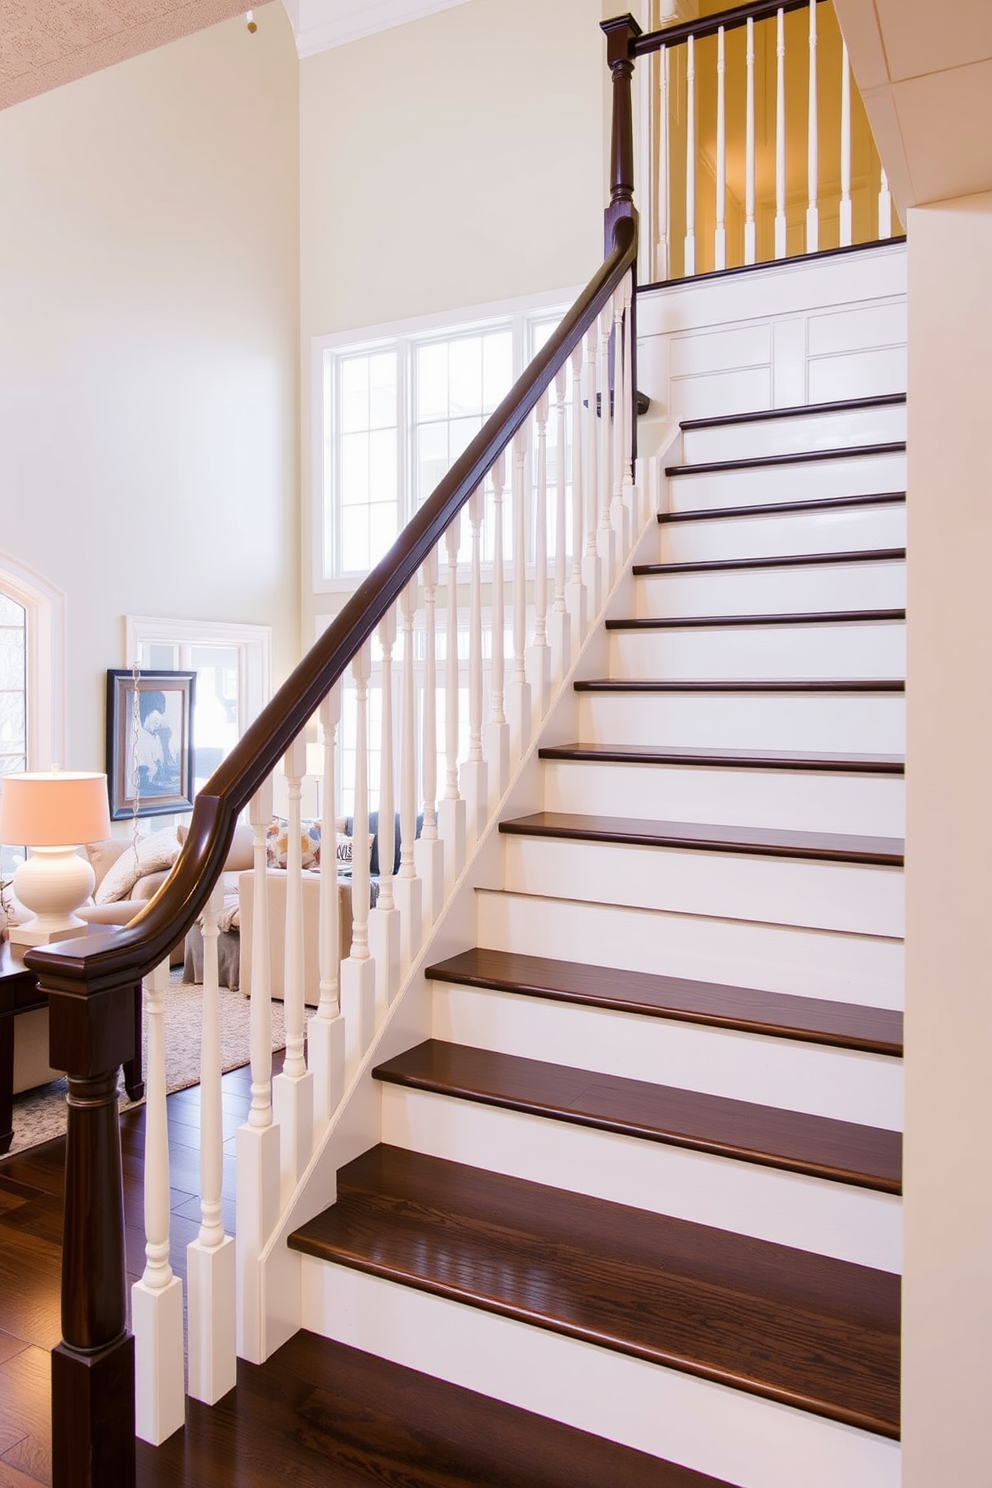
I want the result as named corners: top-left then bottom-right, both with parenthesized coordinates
top-left (237, 870), bottom-right (356, 1004)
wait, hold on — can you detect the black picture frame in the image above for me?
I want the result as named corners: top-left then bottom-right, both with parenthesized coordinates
top-left (106, 670), bottom-right (196, 821)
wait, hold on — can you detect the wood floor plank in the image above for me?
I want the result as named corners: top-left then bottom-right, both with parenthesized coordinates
top-left (0, 1345), bottom-right (51, 1470)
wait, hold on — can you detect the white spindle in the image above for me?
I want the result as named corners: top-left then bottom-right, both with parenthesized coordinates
top-left (656, 46), bottom-right (670, 281)
top-left (462, 487), bottom-right (488, 840)
top-left (394, 586), bottom-right (423, 969)
top-left (596, 304), bottom-right (615, 584)
top-left (566, 341), bottom-right (588, 645)
top-left (610, 289), bottom-right (628, 555)
top-left (272, 736), bottom-right (313, 1194)
top-left (340, 641), bottom-right (375, 1071)
top-left (685, 33), bottom-right (696, 276)
top-left (368, 611), bottom-right (400, 1011)
top-left (775, 7), bottom-right (787, 259)
top-left (310, 687), bottom-right (344, 1123)
top-left (715, 25), bottom-right (727, 270)
top-left (583, 322), bottom-right (602, 619)
top-left (509, 426), bottom-right (531, 759)
top-left (550, 364), bottom-right (572, 682)
top-left (414, 550), bottom-right (444, 925)
top-left (484, 455), bottom-right (509, 804)
top-left (839, 38), bottom-right (853, 247)
top-left (187, 881), bottom-right (236, 1407)
top-left (530, 391), bottom-right (551, 718)
top-left (438, 517), bottom-right (466, 887)
top-left (879, 167), bottom-right (892, 239)
top-left (806, 0), bottom-right (819, 253)
top-left (745, 17), bottom-right (756, 264)
top-left (132, 958), bottom-right (185, 1444)
top-left (621, 274), bottom-right (637, 526)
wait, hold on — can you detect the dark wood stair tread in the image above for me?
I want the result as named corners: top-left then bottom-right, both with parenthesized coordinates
top-left (426, 947), bottom-right (903, 1056)
top-left (539, 742), bottom-right (905, 774)
top-left (665, 441), bottom-right (906, 478)
top-left (373, 1040), bottom-right (901, 1193)
top-left (606, 608), bottom-right (905, 630)
top-left (634, 547), bottom-right (905, 576)
top-left (499, 811), bottom-right (904, 866)
top-left (679, 393), bottom-right (906, 431)
top-left (290, 1146), bottom-right (900, 1439)
top-left (575, 677), bottom-right (905, 692)
top-left (657, 490), bottom-right (905, 524)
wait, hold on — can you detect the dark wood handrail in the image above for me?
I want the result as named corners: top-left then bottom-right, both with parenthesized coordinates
top-left (632, 0), bottom-right (828, 56)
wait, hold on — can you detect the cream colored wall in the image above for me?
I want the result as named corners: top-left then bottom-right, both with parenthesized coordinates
top-left (903, 189), bottom-right (992, 1486)
top-left (0, 4), bottom-right (300, 773)
top-left (300, 0), bottom-right (607, 631)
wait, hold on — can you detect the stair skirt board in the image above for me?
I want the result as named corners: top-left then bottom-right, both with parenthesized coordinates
top-left (497, 834), bottom-right (904, 938)
top-left (475, 890), bottom-right (904, 1008)
top-left (299, 1262), bottom-right (901, 1488)
top-left (538, 759), bottom-right (905, 837)
top-left (378, 1084), bottom-right (901, 1270)
top-left (630, 561), bottom-right (905, 615)
top-left (657, 504), bottom-right (907, 563)
top-left (430, 981), bottom-right (904, 1130)
top-left (665, 452), bottom-right (906, 513)
top-left (576, 689), bottom-right (905, 753)
top-left (606, 621), bottom-right (905, 679)
top-left (681, 403), bottom-right (906, 464)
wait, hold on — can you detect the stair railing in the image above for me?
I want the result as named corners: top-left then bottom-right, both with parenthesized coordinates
top-left (26, 14), bottom-right (643, 1487)
top-left (636, 0), bottom-right (897, 284)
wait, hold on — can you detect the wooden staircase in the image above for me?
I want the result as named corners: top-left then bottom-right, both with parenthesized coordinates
top-left (286, 393), bottom-right (906, 1488)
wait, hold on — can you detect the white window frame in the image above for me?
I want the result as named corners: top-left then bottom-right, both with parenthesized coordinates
top-left (0, 552), bottom-right (66, 771)
top-left (311, 285), bottom-right (580, 596)
top-left (125, 615), bottom-right (272, 739)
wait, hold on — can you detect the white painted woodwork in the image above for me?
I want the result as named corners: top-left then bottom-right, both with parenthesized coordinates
top-left (300, 1263), bottom-right (902, 1488)
top-left (476, 887), bottom-right (904, 1009)
top-left (540, 758), bottom-right (905, 838)
top-left (340, 641), bottom-right (376, 1075)
top-left (715, 26), bottom-right (727, 271)
top-left (550, 367), bottom-right (572, 683)
top-left (680, 402), bottom-right (907, 464)
top-left (745, 18), bottom-right (756, 265)
top-left (310, 688), bottom-right (346, 1125)
top-left (380, 1083), bottom-right (900, 1270)
top-left (582, 321), bottom-right (603, 619)
top-left (463, 488), bottom-right (488, 843)
top-left (631, 558), bottom-right (906, 615)
top-left (666, 451), bottom-right (906, 513)
top-left (879, 168), bottom-right (892, 239)
top-left (431, 980), bottom-right (903, 1130)
top-left (369, 611), bottom-right (401, 1014)
top-left (273, 735), bottom-right (314, 1197)
top-left (529, 394), bottom-right (552, 719)
top-left (394, 589), bottom-right (424, 969)
top-left (484, 454), bottom-right (511, 807)
top-left (685, 32), bottom-right (696, 276)
top-left (565, 344), bottom-right (588, 649)
top-left (775, 6), bottom-right (787, 259)
top-left (840, 41), bottom-right (853, 247)
top-left (806, 0), bottom-right (819, 252)
top-left (610, 291), bottom-right (629, 556)
top-left (596, 305), bottom-right (616, 584)
top-left (608, 619), bottom-right (904, 681)
top-left (656, 45), bottom-right (670, 282)
top-left (508, 429), bottom-right (532, 762)
top-left (439, 520), bottom-right (467, 891)
top-left (658, 502), bottom-right (906, 565)
top-left (415, 550), bottom-right (445, 926)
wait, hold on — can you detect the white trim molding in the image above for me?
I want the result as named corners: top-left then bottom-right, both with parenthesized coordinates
top-left (0, 551), bottom-right (67, 771)
top-left (282, 0), bottom-right (473, 58)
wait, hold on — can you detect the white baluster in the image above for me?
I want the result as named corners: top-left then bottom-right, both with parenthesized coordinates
top-left (368, 611), bottom-right (400, 1011)
top-left (461, 487), bottom-right (488, 841)
top-left (508, 426), bottom-right (532, 760)
top-left (596, 304), bottom-right (616, 585)
top-left (879, 167), bottom-right (892, 239)
top-left (839, 38), bottom-right (853, 247)
top-left (610, 289), bottom-right (628, 557)
top-left (309, 687), bottom-right (344, 1125)
top-left (393, 585), bottom-right (423, 969)
top-left (745, 17), bottom-right (757, 265)
top-left (621, 274), bottom-right (638, 531)
top-left (414, 549), bottom-right (445, 927)
top-left (775, 7), bottom-right (787, 259)
top-left (528, 392), bottom-right (552, 719)
top-left (236, 776), bottom-right (280, 1365)
top-left (340, 641), bottom-right (375, 1073)
top-left (272, 736), bottom-right (313, 1196)
top-left (550, 365), bottom-right (572, 683)
top-left (187, 881), bottom-right (236, 1407)
top-left (132, 957), bottom-right (185, 1444)
top-left (484, 454), bottom-right (510, 806)
top-left (582, 323), bottom-right (602, 618)
top-left (438, 516), bottom-right (466, 889)
top-left (565, 341), bottom-right (588, 647)
top-left (685, 32), bottom-right (696, 276)
top-left (656, 45), bottom-right (670, 282)
top-left (806, 0), bottom-right (819, 253)
top-left (715, 25), bottom-right (727, 270)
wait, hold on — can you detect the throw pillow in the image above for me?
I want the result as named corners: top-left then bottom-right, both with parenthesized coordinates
top-left (335, 832), bottom-right (375, 873)
top-left (93, 827), bottom-right (181, 905)
top-left (266, 816), bottom-right (322, 871)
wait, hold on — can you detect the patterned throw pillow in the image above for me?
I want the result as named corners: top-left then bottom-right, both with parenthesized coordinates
top-left (335, 832), bottom-right (375, 873)
top-left (265, 817), bottom-right (322, 871)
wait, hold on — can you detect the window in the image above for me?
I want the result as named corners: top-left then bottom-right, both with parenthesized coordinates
top-left (315, 291), bottom-right (576, 588)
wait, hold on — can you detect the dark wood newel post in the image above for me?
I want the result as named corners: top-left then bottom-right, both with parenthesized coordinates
top-left (27, 944), bottom-right (139, 1488)
top-left (601, 12), bottom-right (642, 457)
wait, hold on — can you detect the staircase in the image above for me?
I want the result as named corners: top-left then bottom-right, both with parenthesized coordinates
top-left (290, 395), bottom-right (906, 1487)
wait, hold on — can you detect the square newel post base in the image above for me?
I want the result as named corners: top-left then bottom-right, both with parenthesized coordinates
top-left (52, 1333), bottom-right (135, 1488)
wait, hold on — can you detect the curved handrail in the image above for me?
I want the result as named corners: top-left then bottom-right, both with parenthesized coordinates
top-left (26, 213), bottom-right (638, 995)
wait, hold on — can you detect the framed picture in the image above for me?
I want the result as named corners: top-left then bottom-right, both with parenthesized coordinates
top-left (106, 670), bottom-right (196, 820)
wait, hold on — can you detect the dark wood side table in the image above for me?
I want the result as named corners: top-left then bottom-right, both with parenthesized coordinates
top-left (0, 940), bottom-right (144, 1156)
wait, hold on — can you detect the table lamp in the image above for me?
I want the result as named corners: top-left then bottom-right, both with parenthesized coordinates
top-left (0, 770), bottom-right (112, 946)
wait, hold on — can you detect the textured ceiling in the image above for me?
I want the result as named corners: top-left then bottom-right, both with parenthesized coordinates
top-left (0, 0), bottom-right (250, 111)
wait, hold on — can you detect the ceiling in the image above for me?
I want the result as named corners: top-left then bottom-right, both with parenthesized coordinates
top-left (833, 0), bottom-right (992, 211)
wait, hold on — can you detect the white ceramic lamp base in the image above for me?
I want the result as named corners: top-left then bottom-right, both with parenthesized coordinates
top-left (9, 847), bottom-right (96, 947)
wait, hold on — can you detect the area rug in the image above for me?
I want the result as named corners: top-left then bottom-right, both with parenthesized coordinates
top-left (4, 971), bottom-right (288, 1157)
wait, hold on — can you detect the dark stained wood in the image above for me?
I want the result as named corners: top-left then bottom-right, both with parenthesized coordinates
top-left (633, 546), bottom-right (905, 575)
top-left (605, 606), bottom-right (905, 629)
top-left (657, 489), bottom-right (905, 524)
top-left (575, 677), bottom-right (905, 692)
top-left (539, 742), bottom-right (905, 774)
top-left (641, 236), bottom-right (907, 296)
top-left (425, 947), bottom-right (904, 1055)
top-left (499, 810), bottom-right (904, 866)
top-left (634, 0), bottom-right (825, 55)
top-left (136, 1331), bottom-right (731, 1488)
top-left (665, 441), bottom-right (905, 479)
top-left (290, 1146), bottom-right (901, 1439)
top-left (679, 392), bottom-right (906, 431)
top-left (374, 1040), bottom-right (902, 1192)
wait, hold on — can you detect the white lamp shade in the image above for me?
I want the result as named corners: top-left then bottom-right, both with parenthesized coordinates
top-left (0, 771), bottom-right (112, 847)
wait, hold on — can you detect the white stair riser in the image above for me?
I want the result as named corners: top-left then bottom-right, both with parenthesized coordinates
top-left (301, 1261), bottom-right (902, 1488)
top-left (578, 690), bottom-right (905, 753)
top-left (380, 1085), bottom-right (902, 1271)
top-left (658, 504), bottom-right (906, 564)
top-left (476, 889), bottom-right (904, 1009)
top-left (432, 982), bottom-right (903, 1129)
top-left (682, 404), bottom-right (907, 464)
top-left (632, 561), bottom-right (905, 616)
top-left (499, 835), bottom-right (903, 938)
top-left (607, 622), bottom-right (905, 681)
top-left (541, 759), bottom-right (905, 837)
top-left (669, 452), bottom-right (905, 513)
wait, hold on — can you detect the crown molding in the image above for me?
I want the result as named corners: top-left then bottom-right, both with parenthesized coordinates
top-left (280, 0), bottom-right (473, 58)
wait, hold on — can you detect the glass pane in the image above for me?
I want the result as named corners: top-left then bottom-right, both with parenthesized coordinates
top-left (449, 336), bottom-right (482, 416)
top-left (482, 330), bottom-right (513, 410)
top-left (0, 690), bottom-right (25, 747)
top-left (369, 430), bottom-right (397, 504)
top-left (449, 414), bottom-right (481, 462)
top-left (417, 342), bottom-right (448, 422)
top-left (369, 352), bottom-right (397, 430)
top-left (340, 356), bottom-right (369, 434)
top-left (416, 422), bottom-right (449, 505)
top-left (368, 501), bottom-right (398, 567)
top-left (0, 628), bottom-right (24, 691)
top-left (341, 508), bottom-right (370, 573)
top-left (340, 432), bottom-right (370, 504)
top-left (0, 595), bottom-right (23, 627)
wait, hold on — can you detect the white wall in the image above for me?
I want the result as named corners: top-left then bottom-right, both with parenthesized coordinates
top-left (903, 189), bottom-right (992, 1486)
top-left (0, 4), bottom-right (300, 773)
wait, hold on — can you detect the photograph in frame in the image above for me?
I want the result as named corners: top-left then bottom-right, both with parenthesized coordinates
top-left (106, 669), bottom-right (196, 820)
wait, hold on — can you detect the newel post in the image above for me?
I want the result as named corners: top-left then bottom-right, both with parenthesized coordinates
top-left (29, 946), bottom-right (138, 1488)
top-left (602, 12), bottom-right (641, 460)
